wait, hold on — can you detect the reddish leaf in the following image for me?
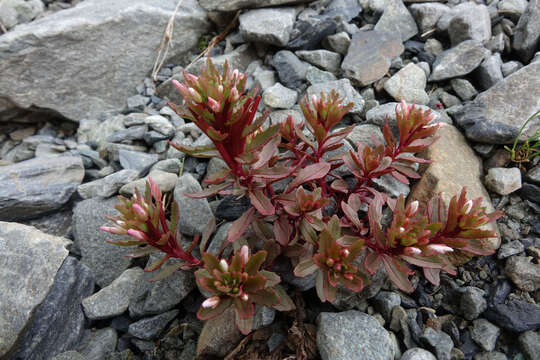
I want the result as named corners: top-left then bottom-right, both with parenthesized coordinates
top-left (382, 255), bottom-right (414, 293)
top-left (234, 297), bottom-right (255, 319)
top-left (245, 250), bottom-right (267, 275)
top-left (227, 208), bottom-right (255, 242)
top-left (235, 309), bottom-right (254, 335)
top-left (197, 297), bottom-right (233, 320)
top-left (294, 258), bottom-right (318, 277)
top-left (249, 189), bottom-right (275, 216)
top-left (286, 162), bottom-right (331, 193)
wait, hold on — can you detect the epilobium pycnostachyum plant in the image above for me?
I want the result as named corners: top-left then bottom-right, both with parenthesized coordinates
top-left (101, 59), bottom-right (501, 334)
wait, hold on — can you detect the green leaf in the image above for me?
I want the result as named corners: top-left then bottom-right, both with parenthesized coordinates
top-left (245, 250), bottom-right (267, 275)
top-left (294, 258), bottom-right (317, 277)
top-left (197, 297), bottom-right (233, 320)
top-left (145, 255), bottom-right (170, 272)
top-left (249, 288), bottom-right (280, 307)
top-left (168, 142), bottom-right (220, 158)
top-left (185, 182), bottom-right (232, 199)
top-left (202, 253), bottom-right (220, 272)
top-left (272, 285), bottom-right (296, 311)
top-left (148, 261), bottom-right (184, 281)
top-left (246, 124), bottom-right (280, 152)
top-left (127, 246), bottom-right (158, 258)
top-left (234, 297), bottom-right (255, 320)
top-left (242, 275), bottom-right (267, 293)
top-left (235, 309), bottom-right (254, 335)
top-left (260, 270), bottom-right (281, 287)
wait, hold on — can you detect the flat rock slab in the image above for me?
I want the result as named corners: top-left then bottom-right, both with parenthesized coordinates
top-left (0, 0), bottom-right (210, 122)
top-left (342, 30), bottom-right (404, 86)
top-left (317, 311), bottom-right (394, 360)
top-left (453, 61), bottom-right (540, 144)
top-left (430, 40), bottom-right (490, 81)
top-left (12, 257), bottom-right (95, 360)
top-left (0, 222), bottom-right (70, 359)
top-left (0, 156), bottom-right (84, 221)
top-left (407, 124), bottom-right (500, 265)
top-left (239, 7), bottom-right (296, 46)
top-left (73, 197), bottom-right (132, 287)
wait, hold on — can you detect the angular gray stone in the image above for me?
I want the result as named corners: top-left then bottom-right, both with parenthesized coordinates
top-left (252, 66), bottom-right (277, 91)
top-left (119, 149), bottom-right (159, 174)
top-left (346, 124), bottom-right (385, 149)
top-left (0, 0), bottom-right (44, 30)
top-left (342, 30), bottom-right (404, 86)
top-left (119, 170), bottom-right (178, 197)
top-left (497, 240), bottom-right (524, 259)
top-left (450, 78), bottom-right (477, 101)
top-left (518, 330), bottom-right (540, 360)
top-left (73, 197), bottom-right (132, 287)
top-left (513, 0), bottom-right (540, 62)
top-left (374, 0), bottom-right (418, 42)
top-left (505, 256), bottom-right (540, 292)
top-left (420, 328), bottom-right (453, 360)
top-left (485, 167), bottom-right (522, 195)
top-left (12, 257), bottom-right (95, 360)
top-left (430, 40), bottom-right (490, 81)
top-left (150, 158), bottom-right (182, 174)
top-left (145, 115), bottom-right (175, 137)
top-left (471, 319), bottom-right (500, 351)
top-left (373, 291), bottom-right (401, 321)
top-left (239, 7), bottom-right (296, 47)
top-left (501, 61), bottom-right (523, 77)
top-left (409, 3), bottom-right (451, 33)
top-left (79, 328), bottom-right (117, 360)
top-left (0, 0), bottom-right (210, 122)
top-left (263, 83), bottom-right (298, 109)
top-left (400, 348), bottom-right (437, 360)
top-left (383, 63), bottom-right (429, 105)
top-left (0, 156), bottom-right (84, 221)
top-left (0, 222), bottom-right (70, 359)
top-left (306, 65), bottom-right (338, 84)
top-left (306, 79), bottom-right (364, 115)
top-left (78, 169), bottom-right (139, 199)
top-left (129, 255), bottom-right (196, 318)
top-left (323, 31), bottom-right (351, 55)
top-left (448, 2), bottom-right (491, 46)
top-left (271, 50), bottom-right (309, 88)
top-left (82, 267), bottom-right (144, 320)
top-left (460, 286), bottom-right (487, 320)
top-left (173, 173), bottom-right (213, 236)
top-left (317, 311), bottom-right (394, 360)
top-left (128, 309), bottom-right (179, 340)
top-left (366, 102), bottom-right (441, 131)
top-left (199, 0), bottom-right (312, 11)
top-left (475, 53), bottom-right (504, 91)
top-left (52, 351), bottom-right (86, 360)
top-left (296, 50), bottom-right (342, 73)
top-left (453, 61), bottom-right (540, 144)
top-left (106, 125), bottom-right (147, 143)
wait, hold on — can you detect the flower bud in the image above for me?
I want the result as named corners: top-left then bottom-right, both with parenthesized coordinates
top-left (399, 226), bottom-right (406, 234)
top-left (188, 87), bottom-right (202, 102)
top-left (218, 85), bottom-right (223, 93)
top-left (127, 229), bottom-right (148, 242)
top-left (404, 247), bottom-right (422, 256)
top-left (207, 97), bottom-right (221, 113)
top-left (116, 220), bottom-right (126, 227)
top-left (344, 273), bottom-right (354, 281)
top-left (334, 263), bottom-right (342, 271)
top-left (229, 87), bottom-right (239, 102)
top-left (240, 245), bottom-right (249, 264)
top-left (202, 296), bottom-right (220, 309)
top-left (311, 94), bottom-right (318, 106)
top-left (185, 73), bottom-right (198, 84)
top-left (132, 204), bottom-right (148, 220)
top-left (172, 80), bottom-right (188, 95)
top-left (407, 201), bottom-right (419, 216)
top-left (341, 249), bottom-right (350, 258)
top-left (427, 244), bottom-right (453, 254)
top-left (462, 200), bottom-right (473, 214)
top-left (219, 259), bottom-right (229, 272)
top-left (100, 226), bottom-right (125, 235)
top-left (241, 293), bottom-right (249, 301)
top-left (326, 258), bottom-right (335, 267)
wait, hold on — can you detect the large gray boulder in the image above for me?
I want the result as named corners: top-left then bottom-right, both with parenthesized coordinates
top-left (0, 156), bottom-right (84, 221)
top-left (513, 0), bottom-right (540, 62)
top-left (0, 0), bottom-right (210, 122)
top-left (0, 222), bottom-right (70, 359)
top-left (453, 61), bottom-right (540, 144)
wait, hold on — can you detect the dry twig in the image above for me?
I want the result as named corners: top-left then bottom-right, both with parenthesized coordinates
top-left (151, 0), bottom-right (184, 81)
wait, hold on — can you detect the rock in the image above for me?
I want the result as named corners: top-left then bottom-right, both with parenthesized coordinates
top-left (475, 53), bottom-right (504, 91)
top-left (73, 197), bottom-right (132, 287)
top-left (366, 102), bottom-right (442, 133)
top-left (106, 125), bottom-right (147, 143)
top-left (129, 256), bottom-right (195, 318)
top-left (470, 319), bottom-right (500, 352)
top-left (420, 328), bottom-right (453, 360)
top-left (269, 109), bottom-right (304, 125)
top-left (383, 63), bottom-right (429, 105)
top-left (346, 124), bottom-right (385, 148)
top-left (206, 222), bottom-right (233, 258)
top-left (448, 2), bottom-right (491, 46)
top-left (0, 222), bottom-right (70, 359)
top-left (521, 183), bottom-right (540, 204)
top-left (409, 3), bottom-right (451, 33)
top-left (430, 40), bottom-right (490, 81)
top-left (78, 169), bottom-right (139, 199)
top-left (252, 66), bottom-right (277, 91)
top-left (286, 15), bottom-right (338, 50)
top-left (145, 115), bottom-right (175, 137)
top-left (453, 61), bottom-right (540, 144)
top-left (216, 195), bottom-right (251, 220)
top-left (400, 348), bottom-right (437, 360)
top-left (199, 0), bottom-right (312, 11)
top-left (173, 173), bottom-right (213, 236)
top-left (119, 150), bottom-right (159, 175)
top-left (239, 7), bottom-right (296, 47)
top-left (460, 286), bottom-right (487, 320)
top-left (518, 330), bottom-right (540, 360)
top-left (373, 291), bottom-right (401, 321)
top-left (263, 83), bottom-right (298, 109)
top-left (306, 79), bottom-right (364, 115)
top-left (321, 0), bottom-right (362, 22)
top-left (296, 50), bottom-right (341, 73)
top-left (474, 352), bottom-right (507, 360)
top-left (526, 165), bottom-right (540, 184)
top-left (119, 170), bottom-right (178, 197)
top-left (374, 0), bottom-right (418, 42)
top-left (306, 66), bottom-right (337, 84)
top-left (79, 328), bottom-right (118, 360)
top-left (317, 311), bottom-right (393, 360)
top-left (497, 240), bottom-right (524, 259)
top-left (271, 50), bottom-right (309, 88)
top-left (373, 173), bottom-right (410, 198)
top-left (0, 156), bottom-right (84, 221)
top-left (151, 158), bottom-right (182, 174)
top-left (0, 0), bottom-right (210, 122)
top-left (126, 95), bottom-right (149, 111)
top-left (82, 267), bottom-right (144, 320)
top-left (450, 79), bottom-right (477, 101)
top-left (505, 256), bottom-right (540, 292)
top-left (128, 310), bottom-right (179, 341)
top-left (323, 31), bottom-right (351, 55)
top-left (484, 300), bottom-right (540, 332)
top-left (196, 307), bottom-right (275, 357)
top-left (407, 124), bottom-right (500, 265)
top-left (12, 257), bottom-right (94, 360)
top-left (342, 31), bottom-right (404, 86)
top-left (52, 351), bottom-right (86, 360)
top-left (484, 167), bottom-right (522, 195)
top-left (512, 0), bottom-right (540, 62)
top-left (21, 208), bottom-right (73, 238)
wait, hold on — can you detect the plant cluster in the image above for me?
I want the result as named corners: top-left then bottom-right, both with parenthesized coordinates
top-left (102, 59), bottom-right (501, 334)
top-left (504, 109), bottom-right (540, 167)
